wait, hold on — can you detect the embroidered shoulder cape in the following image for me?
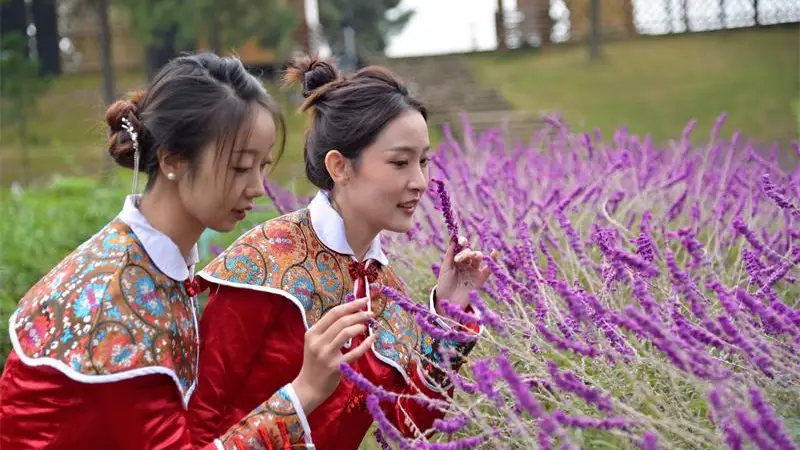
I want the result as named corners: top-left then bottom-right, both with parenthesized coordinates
top-left (9, 218), bottom-right (199, 407)
top-left (197, 209), bottom-right (427, 382)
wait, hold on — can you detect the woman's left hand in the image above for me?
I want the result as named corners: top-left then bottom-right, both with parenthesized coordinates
top-left (434, 236), bottom-right (496, 314)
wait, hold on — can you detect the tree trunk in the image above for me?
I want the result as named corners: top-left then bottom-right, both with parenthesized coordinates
top-left (146, 24), bottom-right (186, 81)
top-left (588, 0), bottom-right (601, 61)
top-left (1, 0), bottom-right (29, 57)
top-left (95, 0), bottom-right (116, 174)
top-left (31, 0), bottom-right (61, 76)
top-left (495, 0), bottom-right (507, 50)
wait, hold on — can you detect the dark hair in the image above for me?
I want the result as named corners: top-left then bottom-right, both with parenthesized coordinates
top-left (105, 52), bottom-right (286, 189)
top-left (282, 55), bottom-right (427, 191)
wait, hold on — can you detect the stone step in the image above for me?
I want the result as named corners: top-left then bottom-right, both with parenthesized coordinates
top-left (432, 110), bottom-right (545, 143)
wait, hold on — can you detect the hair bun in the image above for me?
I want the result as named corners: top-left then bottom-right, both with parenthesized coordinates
top-left (283, 55), bottom-right (340, 98)
top-left (105, 90), bottom-right (147, 171)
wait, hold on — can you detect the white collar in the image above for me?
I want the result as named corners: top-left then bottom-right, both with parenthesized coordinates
top-left (308, 190), bottom-right (389, 266)
top-left (117, 195), bottom-right (200, 281)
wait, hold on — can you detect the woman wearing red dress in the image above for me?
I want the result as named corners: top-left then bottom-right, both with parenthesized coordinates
top-left (187, 56), bottom-right (493, 450)
top-left (0, 53), bottom-right (327, 449)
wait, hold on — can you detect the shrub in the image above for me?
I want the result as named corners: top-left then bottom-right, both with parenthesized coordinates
top-left (0, 175), bottom-right (278, 367)
top-left (0, 176), bottom-right (127, 366)
top-left (267, 114), bottom-right (800, 449)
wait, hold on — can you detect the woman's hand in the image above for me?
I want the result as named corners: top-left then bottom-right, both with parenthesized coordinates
top-left (291, 298), bottom-right (376, 414)
top-left (435, 236), bottom-right (496, 314)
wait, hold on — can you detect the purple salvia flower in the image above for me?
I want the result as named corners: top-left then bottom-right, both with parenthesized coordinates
top-left (624, 306), bottom-right (688, 372)
top-left (665, 250), bottom-right (709, 321)
top-left (552, 410), bottom-right (634, 430)
top-left (467, 291), bottom-right (507, 332)
top-left (381, 285), bottom-right (430, 317)
top-left (748, 387), bottom-right (799, 450)
top-left (546, 361), bottom-right (613, 413)
top-left (263, 181), bottom-right (289, 215)
top-left (758, 246), bottom-right (800, 294)
top-left (373, 429), bottom-right (392, 450)
top-left (735, 288), bottom-right (797, 338)
top-left (734, 407), bottom-right (778, 450)
top-left (471, 358), bottom-right (503, 407)
top-left (606, 191), bottom-right (624, 215)
top-left (536, 322), bottom-right (600, 358)
top-left (555, 209), bottom-right (591, 267)
top-left (580, 185), bottom-right (602, 205)
top-left (416, 312), bottom-right (478, 344)
top-left (515, 219), bottom-right (541, 289)
top-left (667, 188), bottom-right (688, 223)
top-left (365, 395), bottom-right (416, 450)
top-left (496, 354), bottom-right (546, 418)
top-left (723, 419), bottom-right (744, 450)
top-left (437, 298), bottom-right (481, 327)
top-left (432, 413), bottom-right (470, 434)
top-left (733, 218), bottom-right (782, 262)
top-left (641, 431), bottom-right (659, 450)
top-left (557, 185), bottom-right (586, 213)
top-left (678, 228), bottom-right (706, 268)
top-left (339, 363), bottom-right (399, 403)
top-left (743, 249), bottom-right (767, 287)
top-left (717, 316), bottom-right (774, 377)
top-left (553, 280), bottom-right (589, 322)
top-left (431, 179), bottom-right (462, 253)
top-left (631, 277), bottom-right (661, 316)
top-left (539, 238), bottom-right (558, 281)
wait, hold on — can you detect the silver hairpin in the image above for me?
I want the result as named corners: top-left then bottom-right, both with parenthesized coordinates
top-left (121, 116), bottom-right (140, 195)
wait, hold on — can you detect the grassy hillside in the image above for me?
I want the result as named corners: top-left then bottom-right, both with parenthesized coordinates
top-left (0, 71), bottom-right (312, 189)
top-left (1, 26), bottom-right (797, 188)
top-left (467, 26), bottom-right (799, 149)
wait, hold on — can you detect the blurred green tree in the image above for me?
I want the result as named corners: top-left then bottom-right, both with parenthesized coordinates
top-left (319, 0), bottom-right (414, 61)
top-left (0, 32), bottom-right (53, 186)
top-left (117, 0), bottom-right (298, 78)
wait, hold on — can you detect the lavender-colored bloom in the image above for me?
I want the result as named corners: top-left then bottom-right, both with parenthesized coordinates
top-left (732, 218), bottom-right (783, 262)
top-left (430, 179), bottom-right (462, 253)
top-left (471, 358), bottom-right (503, 407)
top-left (496, 354), bottom-right (545, 418)
top-left (640, 431), bottom-right (659, 450)
top-left (734, 407), bottom-right (779, 450)
top-left (339, 363), bottom-right (398, 403)
top-left (433, 413), bottom-right (471, 434)
top-left (373, 429), bottom-right (393, 450)
top-left (748, 387), bottom-right (799, 450)
top-left (536, 322), bottom-right (600, 358)
top-left (552, 410), bottom-right (634, 430)
top-left (761, 173), bottom-right (800, 220)
top-left (546, 361), bottom-right (613, 413)
top-left (416, 312), bottom-right (477, 343)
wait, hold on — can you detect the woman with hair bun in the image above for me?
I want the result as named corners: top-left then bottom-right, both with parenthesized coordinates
top-left (187, 55), bottom-right (494, 450)
top-left (0, 53), bottom-right (308, 449)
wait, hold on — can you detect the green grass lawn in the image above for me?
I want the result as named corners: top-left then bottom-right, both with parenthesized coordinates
top-left (468, 26), bottom-right (799, 149)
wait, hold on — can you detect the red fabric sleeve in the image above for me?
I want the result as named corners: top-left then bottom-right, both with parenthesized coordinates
top-left (187, 283), bottom-right (284, 447)
top-left (0, 350), bottom-right (218, 450)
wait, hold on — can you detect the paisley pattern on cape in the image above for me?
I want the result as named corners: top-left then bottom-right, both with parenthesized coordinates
top-left (9, 219), bottom-right (199, 406)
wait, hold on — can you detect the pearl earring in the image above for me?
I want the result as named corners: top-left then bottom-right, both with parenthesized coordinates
top-left (167, 172), bottom-right (176, 181)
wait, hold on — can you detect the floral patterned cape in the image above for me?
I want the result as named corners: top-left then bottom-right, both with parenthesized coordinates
top-left (8, 219), bottom-right (199, 407)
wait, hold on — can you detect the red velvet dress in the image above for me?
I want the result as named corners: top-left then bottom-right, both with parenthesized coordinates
top-left (187, 193), bottom-right (480, 450)
top-left (0, 196), bottom-right (303, 450)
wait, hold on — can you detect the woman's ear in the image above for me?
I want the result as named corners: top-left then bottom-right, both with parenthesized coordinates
top-left (324, 150), bottom-right (350, 185)
top-left (158, 148), bottom-right (189, 181)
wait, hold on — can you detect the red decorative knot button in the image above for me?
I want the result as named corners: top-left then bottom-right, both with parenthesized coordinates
top-left (183, 277), bottom-right (199, 297)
